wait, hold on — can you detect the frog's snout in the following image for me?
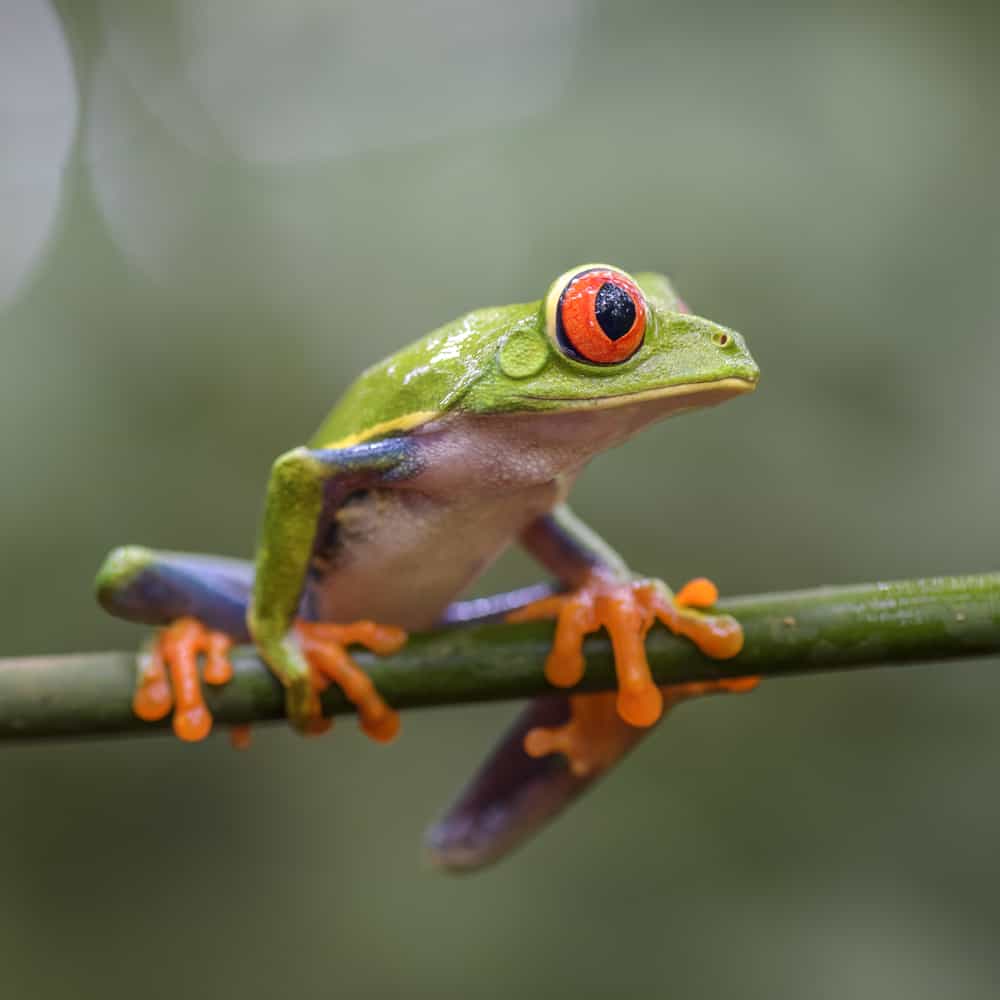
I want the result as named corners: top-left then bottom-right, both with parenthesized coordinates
top-left (702, 320), bottom-right (759, 386)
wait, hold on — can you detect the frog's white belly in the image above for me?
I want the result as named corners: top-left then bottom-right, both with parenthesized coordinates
top-left (305, 482), bottom-right (562, 631)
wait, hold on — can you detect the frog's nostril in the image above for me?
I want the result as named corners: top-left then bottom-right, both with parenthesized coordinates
top-left (711, 331), bottom-right (731, 348)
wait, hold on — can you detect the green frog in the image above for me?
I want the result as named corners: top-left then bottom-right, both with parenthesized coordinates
top-left (96, 264), bottom-right (759, 870)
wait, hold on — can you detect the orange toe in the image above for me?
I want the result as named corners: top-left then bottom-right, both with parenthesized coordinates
top-left (164, 621), bottom-right (212, 741)
top-left (524, 693), bottom-right (634, 778)
top-left (229, 723), bottom-right (253, 750)
top-left (173, 703), bottom-right (212, 742)
top-left (664, 676), bottom-right (761, 704)
top-left (616, 686), bottom-right (663, 728)
top-left (133, 645), bottom-right (172, 721)
top-left (361, 706), bottom-right (400, 743)
top-left (302, 621), bottom-right (407, 657)
top-left (303, 714), bottom-right (334, 737)
top-left (637, 579), bottom-right (745, 660)
top-left (133, 680), bottom-right (173, 722)
top-left (202, 631), bottom-right (234, 685)
top-left (545, 601), bottom-right (594, 687)
top-left (674, 577), bottom-right (718, 609)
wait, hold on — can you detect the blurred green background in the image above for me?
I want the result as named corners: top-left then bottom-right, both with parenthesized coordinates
top-left (2, 1), bottom-right (999, 997)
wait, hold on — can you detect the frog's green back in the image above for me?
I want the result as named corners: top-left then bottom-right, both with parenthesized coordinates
top-left (310, 302), bottom-right (535, 448)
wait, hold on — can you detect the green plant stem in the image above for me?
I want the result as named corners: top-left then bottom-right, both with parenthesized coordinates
top-left (2, 573), bottom-right (998, 741)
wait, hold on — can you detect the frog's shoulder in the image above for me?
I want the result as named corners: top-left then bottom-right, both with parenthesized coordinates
top-left (309, 301), bottom-right (536, 447)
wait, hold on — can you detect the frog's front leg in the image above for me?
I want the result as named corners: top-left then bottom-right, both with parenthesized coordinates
top-left (247, 440), bottom-right (419, 738)
top-left (513, 504), bottom-right (746, 728)
top-left (97, 440), bottom-right (419, 742)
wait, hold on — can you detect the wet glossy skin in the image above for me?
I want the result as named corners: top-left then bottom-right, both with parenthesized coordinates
top-left (96, 264), bottom-right (760, 870)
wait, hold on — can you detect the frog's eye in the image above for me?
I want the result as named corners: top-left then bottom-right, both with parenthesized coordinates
top-left (545, 266), bottom-right (647, 365)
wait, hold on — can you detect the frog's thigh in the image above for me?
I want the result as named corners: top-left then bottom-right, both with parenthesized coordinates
top-left (95, 547), bottom-right (253, 641)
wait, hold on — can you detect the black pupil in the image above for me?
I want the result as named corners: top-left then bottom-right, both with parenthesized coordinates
top-left (594, 282), bottom-right (636, 341)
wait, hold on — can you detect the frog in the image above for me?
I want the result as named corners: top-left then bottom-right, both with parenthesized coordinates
top-left (95, 264), bottom-right (759, 871)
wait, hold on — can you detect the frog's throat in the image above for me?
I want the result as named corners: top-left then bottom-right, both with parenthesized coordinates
top-left (516, 375), bottom-right (757, 410)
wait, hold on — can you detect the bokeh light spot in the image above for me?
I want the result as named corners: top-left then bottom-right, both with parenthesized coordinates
top-left (0, 0), bottom-right (77, 307)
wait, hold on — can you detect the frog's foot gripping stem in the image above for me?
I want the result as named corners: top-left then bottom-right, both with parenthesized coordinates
top-left (509, 573), bottom-right (744, 727)
top-left (294, 621), bottom-right (407, 742)
top-left (133, 617), bottom-right (234, 741)
top-left (132, 617), bottom-right (407, 744)
top-left (508, 573), bottom-right (753, 775)
top-left (524, 678), bottom-right (759, 778)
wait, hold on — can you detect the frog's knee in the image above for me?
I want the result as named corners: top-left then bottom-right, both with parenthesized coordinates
top-left (96, 547), bottom-right (254, 637)
top-left (94, 545), bottom-right (157, 612)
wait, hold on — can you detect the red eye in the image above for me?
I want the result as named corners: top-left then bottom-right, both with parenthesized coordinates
top-left (554, 268), bottom-right (646, 365)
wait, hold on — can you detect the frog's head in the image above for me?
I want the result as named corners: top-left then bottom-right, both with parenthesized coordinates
top-left (311, 264), bottom-right (758, 454)
top-left (463, 264), bottom-right (758, 427)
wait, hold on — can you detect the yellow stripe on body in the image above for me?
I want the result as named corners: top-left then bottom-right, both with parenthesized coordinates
top-left (322, 410), bottom-right (440, 449)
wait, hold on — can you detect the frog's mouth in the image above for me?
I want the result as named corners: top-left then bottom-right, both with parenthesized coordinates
top-left (520, 375), bottom-right (758, 411)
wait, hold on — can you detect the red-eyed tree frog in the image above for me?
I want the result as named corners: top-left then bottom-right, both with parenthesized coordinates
top-left (95, 265), bottom-right (759, 870)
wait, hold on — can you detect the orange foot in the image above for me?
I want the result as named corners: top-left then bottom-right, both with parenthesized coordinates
top-left (132, 617), bottom-right (407, 744)
top-left (133, 617), bottom-right (233, 741)
top-left (295, 621), bottom-right (407, 742)
top-left (508, 572), bottom-right (745, 728)
top-left (524, 678), bottom-right (760, 778)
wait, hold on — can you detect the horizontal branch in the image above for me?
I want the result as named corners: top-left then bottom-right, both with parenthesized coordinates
top-left (2, 573), bottom-right (999, 741)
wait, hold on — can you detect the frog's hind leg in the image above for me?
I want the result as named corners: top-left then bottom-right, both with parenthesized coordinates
top-left (96, 546), bottom-right (254, 740)
top-left (96, 546), bottom-right (253, 639)
top-left (96, 545), bottom-right (407, 744)
top-left (425, 693), bottom-right (641, 870)
top-left (425, 680), bottom-right (756, 872)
